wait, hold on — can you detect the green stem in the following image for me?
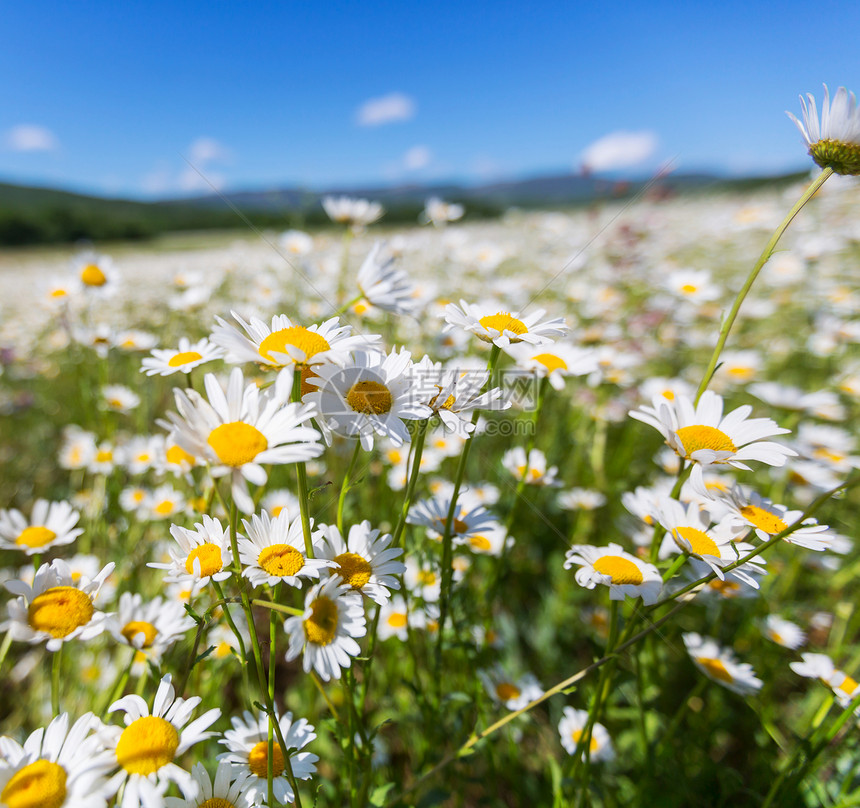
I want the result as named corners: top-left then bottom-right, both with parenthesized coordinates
top-left (292, 371), bottom-right (315, 558)
top-left (214, 580), bottom-right (251, 699)
top-left (695, 166), bottom-right (833, 403)
top-left (51, 644), bottom-right (62, 715)
top-left (0, 631), bottom-right (12, 675)
top-left (391, 419), bottom-right (429, 547)
top-left (337, 440), bottom-right (363, 535)
top-left (268, 583), bottom-right (279, 808)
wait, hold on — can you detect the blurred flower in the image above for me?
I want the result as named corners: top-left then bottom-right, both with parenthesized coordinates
top-left (683, 633), bottom-right (762, 696)
top-left (558, 706), bottom-right (614, 761)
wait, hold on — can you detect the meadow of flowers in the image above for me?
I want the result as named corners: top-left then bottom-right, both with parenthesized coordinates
top-left (0, 88), bottom-right (859, 808)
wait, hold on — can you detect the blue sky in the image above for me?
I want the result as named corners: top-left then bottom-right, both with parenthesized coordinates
top-left (1, 0), bottom-right (858, 198)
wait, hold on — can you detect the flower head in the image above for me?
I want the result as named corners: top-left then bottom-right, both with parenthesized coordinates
top-left (788, 85), bottom-right (860, 175)
top-left (683, 633), bottom-right (762, 696)
top-left (149, 515), bottom-right (234, 588)
top-left (444, 301), bottom-right (567, 348)
top-left (0, 500), bottom-right (83, 555)
top-left (558, 707), bottom-right (614, 762)
top-left (141, 337), bottom-right (224, 377)
top-left (564, 543), bottom-right (662, 604)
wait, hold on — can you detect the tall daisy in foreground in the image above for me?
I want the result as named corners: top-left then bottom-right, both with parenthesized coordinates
top-left (0, 499), bottom-right (83, 555)
top-left (682, 633), bottom-right (762, 696)
top-left (318, 520), bottom-right (405, 605)
top-left (558, 707), bottom-right (614, 762)
top-left (787, 85), bottom-right (860, 175)
top-left (103, 675), bottom-right (220, 808)
top-left (284, 576), bottom-right (367, 681)
top-left (564, 543), bottom-right (661, 604)
top-left (306, 349), bottom-right (432, 450)
top-left (218, 710), bottom-right (318, 806)
top-left (0, 712), bottom-right (116, 808)
top-left (3, 559), bottom-right (114, 651)
top-left (629, 390), bottom-right (796, 488)
top-left (444, 300), bottom-right (567, 347)
top-left (238, 509), bottom-right (332, 588)
top-left (163, 367), bottom-right (323, 512)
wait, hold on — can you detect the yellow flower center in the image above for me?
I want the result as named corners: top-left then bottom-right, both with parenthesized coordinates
top-left (247, 740), bottom-right (285, 778)
top-left (346, 380), bottom-right (393, 415)
top-left (185, 544), bottom-right (223, 577)
top-left (417, 570), bottom-right (438, 586)
top-left (166, 444), bottom-right (196, 466)
top-left (304, 596), bottom-right (339, 645)
top-left (50, 288), bottom-right (68, 298)
top-left (433, 516), bottom-right (469, 535)
top-left (675, 425), bottom-right (737, 457)
top-left (168, 351), bottom-right (203, 367)
top-left (0, 759), bottom-right (68, 808)
top-left (387, 612), bottom-right (408, 629)
top-left (115, 715), bottom-right (179, 775)
top-left (333, 552), bottom-right (373, 589)
top-left (207, 422), bottom-right (268, 467)
top-left (740, 505), bottom-right (787, 535)
top-left (469, 534), bottom-right (492, 552)
top-left (96, 449), bottom-right (114, 463)
top-left (592, 556), bottom-right (644, 585)
top-left (80, 264), bottom-right (107, 286)
top-left (837, 675), bottom-right (859, 696)
top-left (532, 353), bottom-right (567, 373)
top-left (258, 326), bottom-right (330, 365)
top-left (697, 657), bottom-right (734, 684)
top-left (477, 312), bottom-right (527, 341)
top-left (495, 682), bottom-right (521, 702)
top-left (674, 526), bottom-right (720, 557)
top-left (121, 620), bottom-right (158, 649)
top-left (200, 799), bottom-right (237, 808)
top-left (680, 283), bottom-right (698, 295)
top-left (27, 587), bottom-right (94, 638)
top-left (153, 499), bottom-right (176, 516)
top-left (15, 526), bottom-right (57, 549)
top-left (571, 730), bottom-right (599, 754)
top-left (258, 544), bottom-right (305, 577)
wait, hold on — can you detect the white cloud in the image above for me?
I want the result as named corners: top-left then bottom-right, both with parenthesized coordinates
top-left (188, 136), bottom-right (230, 164)
top-left (403, 145), bottom-right (431, 171)
top-left (356, 92), bottom-right (416, 127)
top-left (4, 124), bottom-right (59, 152)
top-left (580, 130), bottom-right (658, 172)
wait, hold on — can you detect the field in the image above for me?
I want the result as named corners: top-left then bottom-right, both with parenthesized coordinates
top-left (1, 174), bottom-right (859, 808)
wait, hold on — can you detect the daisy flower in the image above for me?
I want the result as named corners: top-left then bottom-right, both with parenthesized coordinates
top-left (355, 241), bottom-right (420, 315)
top-left (557, 488), bottom-right (607, 511)
top-left (149, 515), bottom-right (234, 588)
top-left (116, 330), bottom-right (159, 353)
top-left (108, 593), bottom-right (195, 655)
top-left (3, 559), bottom-right (114, 652)
top-left (318, 521), bottom-right (405, 604)
top-left (306, 349), bottom-right (432, 450)
top-left (479, 665), bottom-right (543, 710)
top-left (458, 523), bottom-right (511, 556)
top-left (260, 488), bottom-right (299, 519)
top-left (663, 268), bottom-right (720, 305)
top-left (163, 367), bottom-right (323, 512)
top-left (279, 229), bottom-right (314, 255)
top-left (74, 253), bottom-right (118, 295)
top-left (629, 390), bottom-right (796, 483)
top-left (762, 615), bottom-right (806, 650)
top-left (407, 491), bottom-right (497, 543)
top-left (165, 761), bottom-right (257, 808)
top-left (501, 447), bottom-right (560, 486)
top-left (321, 195), bottom-right (384, 228)
top-left (210, 311), bottom-right (379, 376)
top-left (0, 499), bottom-right (83, 555)
top-left (787, 85), bottom-right (860, 175)
top-left (283, 576), bottom-right (367, 681)
top-left (0, 713), bottom-right (115, 808)
top-left (58, 427), bottom-right (97, 471)
top-left (790, 653), bottom-right (860, 707)
top-left (377, 595), bottom-right (424, 641)
top-left (421, 197), bottom-right (464, 226)
top-left (503, 341), bottom-right (597, 391)
top-left (238, 509), bottom-right (332, 588)
top-left (103, 675), bottom-right (220, 808)
top-left (218, 710), bottom-right (318, 806)
top-left (139, 484), bottom-right (185, 521)
top-left (682, 633), bottom-right (762, 696)
top-left (564, 543), bottom-right (662, 604)
top-left (558, 707), bottom-right (614, 762)
top-left (122, 436), bottom-right (159, 475)
top-left (444, 300), bottom-right (567, 347)
top-left (101, 385), bottom-right (141, 413)
top-left (141, 337), bottom-right (224, 377)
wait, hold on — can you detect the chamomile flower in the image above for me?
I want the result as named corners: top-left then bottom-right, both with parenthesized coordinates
top-left (790, 653), bottom-right (860, 707)
top-left (218, 710), bottom-right (318, 806)
top-left (501, 447), bottom-right (560, 486)
top-left (237, 509), bottom-right (332, 588)
top-left (3, 559), bottom-right (114, 651)
top-left (318, 521), bottom-right (405, 605)
top-left (0, 499), bottom-right (83, 555)
top-left (164, 367), bottom-right (323, 512)
top-left (479, 665), bottom-right (543, 710)
top-left (629, 390), bottom-right (796, 484)
top-left (502, 341), bottom-right (597, 390)
top-left (787, 85), bottom-right (860, 175)
top-left (0, 713), bottom-right (115, 808)
top-left (683, 633), bottom-right (762, 696)
top-left (139, 484), bottom-right (185, 521)
top-left (444, 300), bottom-right (567, 347)
top-left (564, 543), bottom-right (662, 604)
top-left (306, 349), bottom-right (432, 450)
top-left (74, 253), bottom-right (118, 295)
top-left (356, 241), bottom-right (420, 315)
top-left (762, 615), bottom-right (806, 650)
top-left (58, 426), bottom-right (97, 470)
top-left (322, 195), bottom-right (384, 228)
top-left (164, 761), bottom-right (257, 808)
top-left (407, 491), bottom-right (497, 543)
top-left (108, 593), bottom-right (195, 656)
top-left (283, 576), bottom-right (367, 681)
top-left (149, 515), bottom-right (234, 588)
top-left (141, 337), bottom-right (224, 377)
top-left (101, 385), bottom-right (141, 413)
top-left (558, 707), bottom-right (614, 762)
top-left (104, 675), bottom-right (220, 808)
top-left (211, 311), bottom-right (378, 374)
top-left (421, 197), bottom-right (464, 226)
top-left (557, 488), bottom-right (607, 511)
top-left (279, 229), bottom-right (314, 256)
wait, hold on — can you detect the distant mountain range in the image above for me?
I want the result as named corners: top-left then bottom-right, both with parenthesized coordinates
top-left (0, 169), bottom-right (808, 247)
